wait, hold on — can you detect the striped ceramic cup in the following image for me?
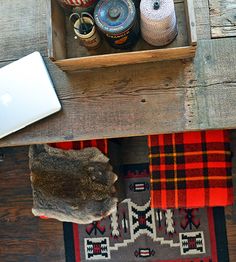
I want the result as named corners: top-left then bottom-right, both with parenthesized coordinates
top-left (58, 0), bottom-right (97, 8)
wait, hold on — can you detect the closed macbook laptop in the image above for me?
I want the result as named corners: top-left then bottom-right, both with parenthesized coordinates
top-left (0, 51), bottom-right (61, 139)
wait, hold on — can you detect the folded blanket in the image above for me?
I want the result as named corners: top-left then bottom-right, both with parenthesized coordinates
top-left (148, 130), bottom-right (234, 209)
top-left (50, 139), bottom-right (107, 153)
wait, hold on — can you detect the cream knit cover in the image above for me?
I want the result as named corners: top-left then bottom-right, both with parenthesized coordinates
top-left (140, 0), bottom-right (178, 46)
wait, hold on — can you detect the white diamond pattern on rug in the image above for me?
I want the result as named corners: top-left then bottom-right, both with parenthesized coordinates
top-left (85, 237), bottom-right (111, 260)
top-left (180, 232), bottom-right (206, 255)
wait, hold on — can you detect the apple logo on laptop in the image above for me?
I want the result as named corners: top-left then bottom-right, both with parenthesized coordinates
top-left (0, 93), bottom-right (13, 106)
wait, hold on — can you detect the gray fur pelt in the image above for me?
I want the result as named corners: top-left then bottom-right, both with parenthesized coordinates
top-left (29, 144), bottom-right (118, 224)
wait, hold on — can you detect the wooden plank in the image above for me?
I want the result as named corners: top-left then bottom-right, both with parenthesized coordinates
top-left (0, 0), bottom-right (50, 61)
top-left (0, 147), bottom-right (65, 262)
top-left (226, 130), bottom-right (236, 262)
top-left (49, 0), bottom-right (67, 60)
top-left (0, 56), bottom-right (188, 146)
top-left (0, 38), bottom-right (236, 147)
top-left (0, 0), bottom-right (50, 62)
top-left (120, 136), bottom-right (148, 165)
top-left (193, 0), bottom-right (211, 40)
top-left (191, 38), bottom-right (236, 130)
top-left (184, 0), bottom-right (197, 45)
top-left (55, 46), bottom-right (196, 71)
top-left (209, 0), bottom-right (236, 38)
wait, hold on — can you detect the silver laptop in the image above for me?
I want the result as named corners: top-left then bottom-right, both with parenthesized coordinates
top-left (0, 51), bottom-right (61, 139)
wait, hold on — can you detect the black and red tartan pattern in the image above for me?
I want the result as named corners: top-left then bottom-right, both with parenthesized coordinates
top-left (49, 139), bottom-right (108, 154)
top-left (148, 130), bottom-right (234, 209)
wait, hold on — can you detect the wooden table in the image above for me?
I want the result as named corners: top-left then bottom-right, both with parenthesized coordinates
top-left (0, 0), bottom-right (235, 147)
top-left (1, 2), bottom-right (236, 261)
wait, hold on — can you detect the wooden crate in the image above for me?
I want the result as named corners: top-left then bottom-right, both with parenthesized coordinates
top-left (48, 0), bottom-right (197, 71)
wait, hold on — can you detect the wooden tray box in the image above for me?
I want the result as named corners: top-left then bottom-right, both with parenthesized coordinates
top-left (48, 0), bottom-right (197, 71)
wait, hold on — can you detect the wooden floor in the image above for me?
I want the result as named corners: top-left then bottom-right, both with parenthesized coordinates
top-left (0, 146), bottom-right (65, 262)
top-left (0, 134), bottom-right (236, 261)
top-left (226, 131), bottom-right (236, 262)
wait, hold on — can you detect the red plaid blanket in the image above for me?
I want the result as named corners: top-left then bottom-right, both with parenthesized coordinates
top-left (49, 139), bottom-right (107, 153)
top-left (148, 130), bottom-right (234, 209)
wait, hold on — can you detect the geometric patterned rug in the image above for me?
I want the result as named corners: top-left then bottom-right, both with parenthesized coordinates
top-left (63, 163), bottom-right (229, 262)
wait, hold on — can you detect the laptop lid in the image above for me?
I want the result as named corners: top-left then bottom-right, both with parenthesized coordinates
top-left (0, 51), bottom-right (61, 139)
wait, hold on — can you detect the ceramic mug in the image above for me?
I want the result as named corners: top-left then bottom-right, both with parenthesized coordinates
top-left (57, 0), bottom-right (97, 14)
top-left (69, 12), bottom-right (101, 49)
top-left (59, 0), bottom-right (97, 7)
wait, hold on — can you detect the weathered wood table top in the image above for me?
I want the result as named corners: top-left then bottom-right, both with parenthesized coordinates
top-left (0, 0), bottom-right (235, 147)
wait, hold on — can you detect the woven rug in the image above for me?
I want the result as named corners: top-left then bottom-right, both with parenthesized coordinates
top-left (63, 163), bottom-right (229, 262)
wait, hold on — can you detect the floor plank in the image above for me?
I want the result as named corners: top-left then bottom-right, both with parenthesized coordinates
top-left (209, 0), bottom-right (236, 38)
top-left (226, 131), bottom-right (236, 261)
top-left (0, 0), bottom-right (49, 62)
top-left (194, 0), bottom-right (211, 40)
top-left (0, 147), bottom-right (65, 262)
